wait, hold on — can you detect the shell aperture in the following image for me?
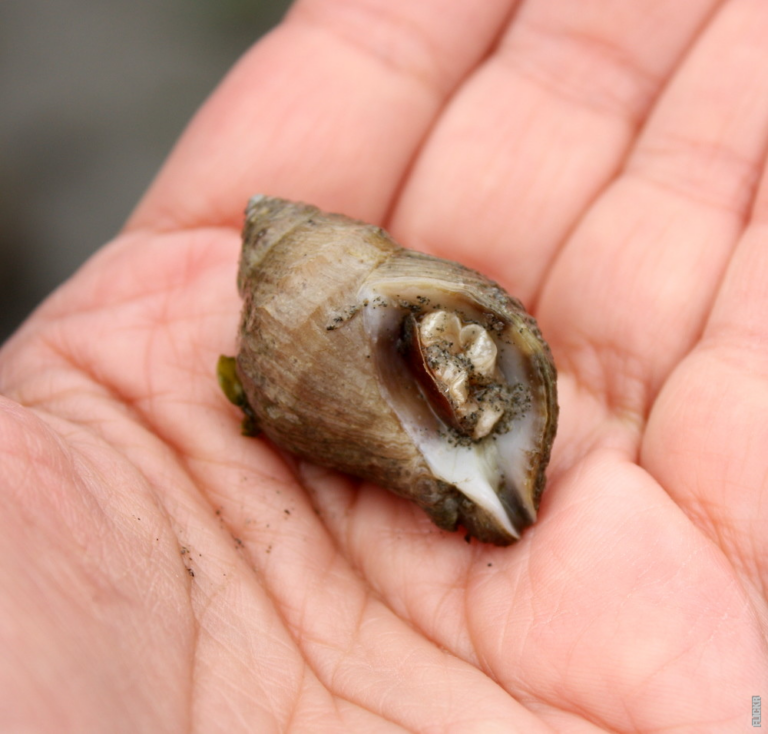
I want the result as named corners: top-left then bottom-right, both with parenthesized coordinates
top-left (224, 195), bottom-right (558, 546)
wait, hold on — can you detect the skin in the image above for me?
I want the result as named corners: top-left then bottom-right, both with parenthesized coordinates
top-left (1, 0), bottom-right (767, 730)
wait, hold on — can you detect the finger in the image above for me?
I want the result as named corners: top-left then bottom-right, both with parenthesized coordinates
top-left (706, 163), bottom-right (768, 357)
top-left (642, 167), bottom-right (768, 606)
top-left (392, 0), bottom-right (720, 302)
top-left (128, 0), bottom-right (517, 233)
top-left (538, 0), bottom-right (768, 426)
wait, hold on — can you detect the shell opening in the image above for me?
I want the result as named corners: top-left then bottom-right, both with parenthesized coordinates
top-left (360, 280), bottom-right (546, 540)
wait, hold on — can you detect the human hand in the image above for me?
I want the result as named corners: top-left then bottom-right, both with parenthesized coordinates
top-left (2, 1), bottom-right (767, 730)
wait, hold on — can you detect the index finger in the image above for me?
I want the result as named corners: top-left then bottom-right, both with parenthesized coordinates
top-left (127, 0), bottom-right (517, 233)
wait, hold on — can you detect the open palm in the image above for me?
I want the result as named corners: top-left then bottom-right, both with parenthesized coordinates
top-left (2, 1), bottom-right (767, 731)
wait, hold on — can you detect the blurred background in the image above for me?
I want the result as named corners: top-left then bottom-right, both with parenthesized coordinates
top-left (0, 0), bottom-right (293, 343)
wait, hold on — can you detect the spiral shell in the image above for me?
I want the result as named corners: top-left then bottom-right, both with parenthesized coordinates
top-left (219, 195), bottom-right (558, 545)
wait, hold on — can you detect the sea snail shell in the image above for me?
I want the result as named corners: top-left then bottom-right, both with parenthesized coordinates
top-left (219, 195), bottom-right (558, 545)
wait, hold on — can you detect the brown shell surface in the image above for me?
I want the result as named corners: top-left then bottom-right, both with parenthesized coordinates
top-left (234, 196), bottom-right (558, 545)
